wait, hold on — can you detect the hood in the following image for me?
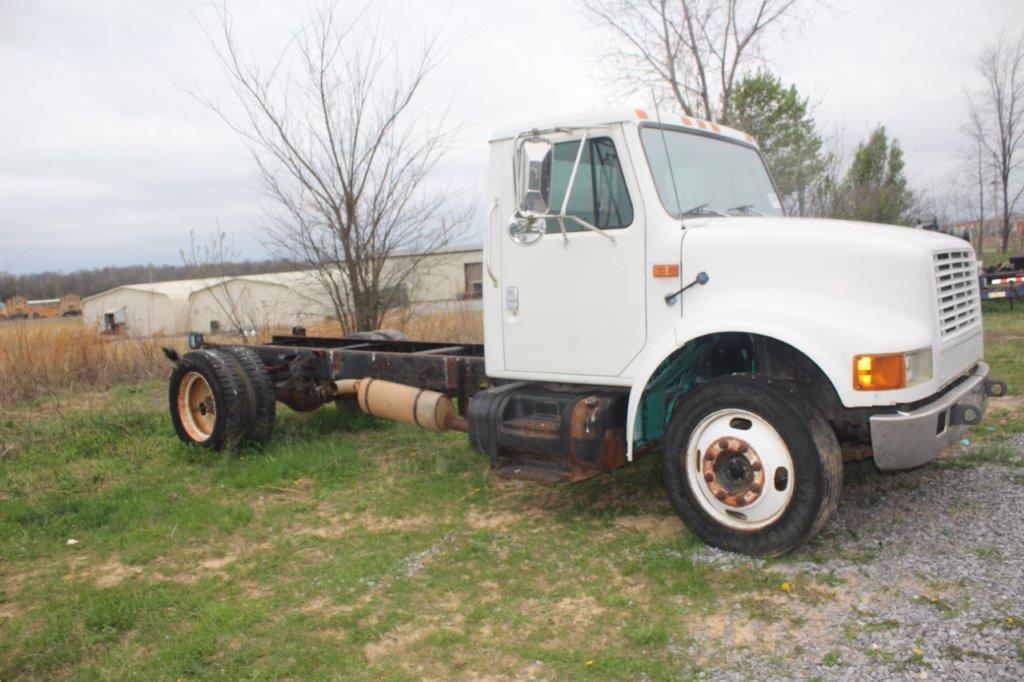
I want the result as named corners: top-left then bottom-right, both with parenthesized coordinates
top-left (673, 213), bottom-right (983, 401)
top-left (681, 216), bottom-right (971, 253)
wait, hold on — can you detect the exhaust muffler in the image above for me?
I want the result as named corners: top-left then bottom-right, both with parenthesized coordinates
top-left (333, 378), bottom-right (466, 431)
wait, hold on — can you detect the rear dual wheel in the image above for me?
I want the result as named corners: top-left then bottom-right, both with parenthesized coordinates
top-left (169, 347), bottom-right (275, 450)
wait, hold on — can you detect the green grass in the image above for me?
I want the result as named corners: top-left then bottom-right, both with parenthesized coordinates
top-left (980, 302), bottom-right (1024, 394)
top-left (0, 381), bottom-right (756, 679)
top-left (0, 307), bottom-right (1021, 679)
top-left (967, 303), bottom-right (1024, 446)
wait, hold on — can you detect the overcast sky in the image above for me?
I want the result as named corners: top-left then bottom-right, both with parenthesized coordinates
top-left (1, 0), bottom-right (1022, 275)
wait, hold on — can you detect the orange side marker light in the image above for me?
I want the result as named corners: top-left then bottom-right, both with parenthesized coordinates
top-left (653, 264), bottom-right (680, 278)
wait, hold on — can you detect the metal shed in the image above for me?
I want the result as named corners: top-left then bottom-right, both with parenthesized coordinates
top-left (81, 278), bottom-right (223, 337)
top-left (188, 271), bottom-right (332, 335)
top-left (81, 247), bottom-right (483, 337)
top-left (188, 247), bottom-right (484, 335)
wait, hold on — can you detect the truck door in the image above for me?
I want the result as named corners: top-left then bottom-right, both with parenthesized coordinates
top-left (500, 130), bottom-right (645, 378)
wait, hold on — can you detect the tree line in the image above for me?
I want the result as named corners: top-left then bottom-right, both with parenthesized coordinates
top-left (0, 259), bottom-right (303, 302)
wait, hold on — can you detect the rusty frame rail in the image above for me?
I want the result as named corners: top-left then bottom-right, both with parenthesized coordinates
top-left (236, 334), bottom-right (488, 413)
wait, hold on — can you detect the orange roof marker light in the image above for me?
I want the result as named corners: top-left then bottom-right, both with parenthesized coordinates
top-left (682, 116), bottom-right (694, 126)
top-left (711, 123), bottom-right (721, 133)
top-left (635, 109), bottom-right (649, 120)
top-left (695, 120), bottom-right (707, 130)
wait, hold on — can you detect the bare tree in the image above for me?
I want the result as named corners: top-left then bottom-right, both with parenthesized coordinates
top-left (580, 0), bottom-right (809, 122)
top-left (192, 2), bottom-right (468, 333)
top-left (954, 131), bottom-right (991, 255)
top-left (967, 31), bottom-right (1024, 254)
top-left (181, 228), bottom-right (255, 342)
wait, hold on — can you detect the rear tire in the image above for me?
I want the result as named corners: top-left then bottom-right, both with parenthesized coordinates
top-left (169, 349), bottom-right (250, 451)
top-left (661, 374), bottom-right (842, 557)
top-left (219, 346), bottom-right (276, 444)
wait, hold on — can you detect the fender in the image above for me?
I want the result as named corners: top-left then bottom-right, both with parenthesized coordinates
top-left (624, 303), bottom-right (932, 460)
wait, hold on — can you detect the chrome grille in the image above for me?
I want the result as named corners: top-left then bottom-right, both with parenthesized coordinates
top-left (934, 249), bottom-right (980, 338)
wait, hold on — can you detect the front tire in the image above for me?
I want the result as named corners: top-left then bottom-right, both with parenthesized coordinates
top-left (662, 374), bottom-right (842, 557)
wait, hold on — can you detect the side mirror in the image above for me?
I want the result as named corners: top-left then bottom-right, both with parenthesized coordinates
top-left (515, 136), bottom-right (553, 215)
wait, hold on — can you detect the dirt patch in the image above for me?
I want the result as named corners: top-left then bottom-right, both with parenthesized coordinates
top-left (298, 595), bottom-right (348, 621)
top-left (554, 595), bottom-right (605, 627)
top-left (0, 599), bottom-right (22, 619)
top-left (359, 513), bottom-right (435, 532)
top-left (298, 503), bottom-right (439, 538)
top-left (614, 514), bottom-right (684, 542)
top-left (92, 560), bottom-right (145, 588)
top-left (464, 508), bottom-right (541, 530)
top-left (364, 621), bottom-right (438, 664)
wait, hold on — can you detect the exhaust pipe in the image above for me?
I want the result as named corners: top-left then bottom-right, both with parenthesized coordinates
top-left (333, 378), bottom-right (468, 432)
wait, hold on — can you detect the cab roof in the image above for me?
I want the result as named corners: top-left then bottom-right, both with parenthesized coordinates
top-left (489, 107), bottom-right (757, 147)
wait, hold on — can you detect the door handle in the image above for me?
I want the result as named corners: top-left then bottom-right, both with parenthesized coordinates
top-left (664, 271), bottom-right (709, 305)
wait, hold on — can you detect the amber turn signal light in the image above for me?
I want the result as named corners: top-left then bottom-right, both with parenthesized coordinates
top-left (652, 264), bottom-right (679, 278)
top-left (853, 353), bottom-right (905, 390)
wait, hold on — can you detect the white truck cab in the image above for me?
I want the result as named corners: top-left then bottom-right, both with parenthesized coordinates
top-left (477, 107), bottom-right (1005, 554)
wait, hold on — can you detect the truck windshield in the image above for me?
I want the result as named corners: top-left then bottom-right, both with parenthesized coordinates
top-left (640, 127), bottom-right (783, 218)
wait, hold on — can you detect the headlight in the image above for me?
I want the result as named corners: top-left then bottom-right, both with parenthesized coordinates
top-left (853, 348), bottom-right (932, 390)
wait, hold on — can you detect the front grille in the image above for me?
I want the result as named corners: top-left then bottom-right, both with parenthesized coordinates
top-left (934, 249), bottom-right (980, 338)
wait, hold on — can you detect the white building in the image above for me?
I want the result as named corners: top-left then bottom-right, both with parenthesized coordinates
top-left (81, 278), bottom-right (224, 337)
top-left (82, 247), bottom-right (483, 337)
top-left (188, 270), bottom-right (332, 334)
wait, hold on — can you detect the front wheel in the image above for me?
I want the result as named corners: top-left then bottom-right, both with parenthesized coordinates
top-left (662, 374), bottom-right (842, 557)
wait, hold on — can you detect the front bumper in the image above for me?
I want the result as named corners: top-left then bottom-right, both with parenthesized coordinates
top-left (870, 362), bottom-right (1000, 470)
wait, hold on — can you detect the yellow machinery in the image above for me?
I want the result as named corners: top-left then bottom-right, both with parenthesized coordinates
top-left (1, 294), bottom-right (82, 320)
top-left (2, 296), bottom-right (29, 320)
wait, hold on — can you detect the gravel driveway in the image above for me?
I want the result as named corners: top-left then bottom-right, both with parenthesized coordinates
top-left (692, 434), bottom-right (1024, 680)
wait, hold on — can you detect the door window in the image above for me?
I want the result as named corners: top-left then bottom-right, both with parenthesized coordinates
top-left (544, 137), bottom-right (633, 232)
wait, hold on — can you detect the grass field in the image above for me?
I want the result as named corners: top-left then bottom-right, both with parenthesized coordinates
top-left (0, 305), bottom-right (1021, 679)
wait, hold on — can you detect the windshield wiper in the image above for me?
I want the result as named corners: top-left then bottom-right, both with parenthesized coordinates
top-left (726, 204), bottom-right (767, 216)
top-left (679, 203), bottom-right (727, 217)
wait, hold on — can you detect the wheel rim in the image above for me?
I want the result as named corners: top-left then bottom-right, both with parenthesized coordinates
top-left (684, 408), bottom-right (794, 531)
top-left (178, 371), bottom-right (216, 442)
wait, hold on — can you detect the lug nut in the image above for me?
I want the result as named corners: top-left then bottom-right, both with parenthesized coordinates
top-left (715, 490), bottom-right (727, 501)
top-left (704, 472), bottom-right (714, 483)
top-left (750, 461), bottom-right (762, 472)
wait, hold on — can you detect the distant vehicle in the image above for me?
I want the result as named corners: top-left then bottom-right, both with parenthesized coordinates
top-left (1, 294), bottom-right (82, 320)
top-left (2, 296), bottom-right (30, 320)
top-left (164, 108), bottom-right (1005, 557)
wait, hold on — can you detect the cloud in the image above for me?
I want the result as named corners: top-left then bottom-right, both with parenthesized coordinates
top-left (0, 0), bottom-right (1021, 274)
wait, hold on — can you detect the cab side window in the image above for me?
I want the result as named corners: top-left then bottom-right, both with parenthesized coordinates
top-left (545, 137), bottom-right (633, 232)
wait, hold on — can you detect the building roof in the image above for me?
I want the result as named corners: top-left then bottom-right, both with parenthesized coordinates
top-left (82, 277), bottom-right (228, 304)
top-left (189, 270), bottom-right (322, 296)
top-left (82, 245), bottom-right (485, 304)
